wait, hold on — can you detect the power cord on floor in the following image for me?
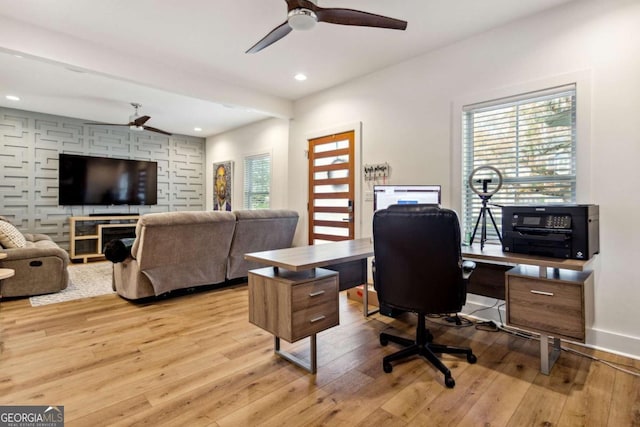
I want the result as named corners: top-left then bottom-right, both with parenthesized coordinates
top-left (420, 305), bottom-right (639, 378)
top-left (487, 303), bottom-right (640, 378)
top-left (425, 313), bottom-right (474, 328)
top-left (561, 346), bottom-right (640, 377)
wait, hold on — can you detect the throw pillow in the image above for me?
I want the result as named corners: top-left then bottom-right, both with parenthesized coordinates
top-left (0, 220), bottom-right (27, 248)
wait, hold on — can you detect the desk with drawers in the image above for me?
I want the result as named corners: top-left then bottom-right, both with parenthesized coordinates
top-left (245, 238), bottom-right (373, 373)
top-left (246, 240), bottom-right (594, 375)
top-left (462, 244), bottom-right (595, 375)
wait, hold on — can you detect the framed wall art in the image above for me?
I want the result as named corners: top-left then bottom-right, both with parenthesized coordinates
top-left (213, 161), bottom-right (233, 211)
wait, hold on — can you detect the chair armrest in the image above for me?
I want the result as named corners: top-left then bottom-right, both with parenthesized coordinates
top-left (462, 260), bottom-right (476, 280)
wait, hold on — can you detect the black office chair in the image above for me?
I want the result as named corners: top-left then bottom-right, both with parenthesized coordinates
top-left (373, 204), bottom-right (477, 388)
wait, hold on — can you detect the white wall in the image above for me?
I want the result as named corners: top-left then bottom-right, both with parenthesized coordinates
top-left (287, 0), bottom-right (640, 357)
top-left (205, 118), bottom-right (290, 211)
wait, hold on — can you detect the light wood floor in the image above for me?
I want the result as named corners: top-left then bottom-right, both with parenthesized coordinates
top-left (1, 285), bottom-right (639, 427)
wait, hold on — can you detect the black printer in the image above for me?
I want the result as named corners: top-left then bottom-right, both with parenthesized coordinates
top-left (501, 204), bottom-right (599, 260)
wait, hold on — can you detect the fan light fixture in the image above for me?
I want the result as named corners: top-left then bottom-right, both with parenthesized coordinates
top-left (245, 0), bottom-right (406, 53)
top-left (288, 8), bottom-right (318, 31)
top-left (129, 103), bottom-right (143, 131)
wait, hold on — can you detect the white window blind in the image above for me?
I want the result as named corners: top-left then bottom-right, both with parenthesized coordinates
top-left (462, 84), bottom-right (577, 243)
top-left (243, 153), bottom-right (271, 209)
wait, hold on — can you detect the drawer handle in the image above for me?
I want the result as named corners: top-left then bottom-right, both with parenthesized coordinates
top-left (309, 290), bottom-right (325, 297)
top-left (310, 315), bottom-right (326, 323)
top-left (530, 290), bottom-right (554, 297)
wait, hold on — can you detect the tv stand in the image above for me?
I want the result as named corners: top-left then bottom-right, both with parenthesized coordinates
top-left (69, 215), bottom-right (139, 263)
top-left (89, 212), bottom-right (136, 217)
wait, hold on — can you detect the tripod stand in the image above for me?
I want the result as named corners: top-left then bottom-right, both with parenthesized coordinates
top-left (470, 184), bottom-right (502, 250)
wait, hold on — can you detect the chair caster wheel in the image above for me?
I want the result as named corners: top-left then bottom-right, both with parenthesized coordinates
top-left (380, 336), bottom-right (388, 346)
top-left (445, 376), bottom-right (455, 388)
top-left (467, 353), bottom-right (477, 364)
top-left (383, 362), bottom-right (393, 373)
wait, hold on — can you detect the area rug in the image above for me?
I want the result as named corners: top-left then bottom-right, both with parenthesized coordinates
top-left (29, 261), bottom-right (115, 306)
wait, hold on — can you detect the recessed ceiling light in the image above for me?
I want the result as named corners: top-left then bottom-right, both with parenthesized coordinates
top-left (294, 73), bottom-right (307, 81)
top-left (5, 95), bottom-right (20, 101)
top-left (194, 127), bottom-right (202, 132)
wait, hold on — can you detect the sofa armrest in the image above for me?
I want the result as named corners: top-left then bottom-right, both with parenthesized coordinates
top-left (1, 244), bottom-right (69, 263)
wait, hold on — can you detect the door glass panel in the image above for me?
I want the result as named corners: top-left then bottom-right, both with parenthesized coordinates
top-left (314, 212), bottom-right (347, 221)
top-left (314, 198), bottom-right (349, 207)
top-left (314, 226), bottom-right (349, 237)
top-left (314, 184), bottom-right (349, 193)
top-left (314, 140), bottom-right (349, 153)
top-left (314, 155), bottom-right (349, 167)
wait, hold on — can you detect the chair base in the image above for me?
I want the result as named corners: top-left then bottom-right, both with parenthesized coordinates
top-left (380, 314), bottom-right (476, 388)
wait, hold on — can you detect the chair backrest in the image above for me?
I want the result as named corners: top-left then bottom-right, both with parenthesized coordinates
top-left (373, 204), bottom-right (466, 314)
top-left (227, 209), bottom-right (299, 279)
top-left (131, 211), bottom-right (236, 294)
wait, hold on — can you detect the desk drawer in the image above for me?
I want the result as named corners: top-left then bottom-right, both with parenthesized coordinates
top-left (291, 277), bottom-right (338, 341)
top-left (292, 300), bottom-right (339, 341)
top-left (507, 276), bottom-right (584, 341)
top-left (292, 277), bottom-right (337, 311)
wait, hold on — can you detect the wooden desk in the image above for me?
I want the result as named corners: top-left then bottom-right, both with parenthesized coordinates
top-left (462, 243), bottom-right (594, 275)
top-left (245, 238), bottom-right (374, 272)
top-left (248, 267), bottom-right (339, 373)
top-left (246, 240), bottom-right (594, 375)
top-left (245, 238), bottom-right (374, 373)
top-left (462, 243), bottom-right (594, 375)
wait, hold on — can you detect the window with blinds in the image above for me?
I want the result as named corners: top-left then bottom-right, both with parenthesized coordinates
top-left (243, 153), bottom-right (271, 209)
top-left (462, 84), bottom-right (577, 243)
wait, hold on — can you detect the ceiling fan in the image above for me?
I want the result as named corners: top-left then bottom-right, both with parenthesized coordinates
top-left (246, 0), bottom-right (407, 53)
top-left (85, 103), bottom-right (172, 136)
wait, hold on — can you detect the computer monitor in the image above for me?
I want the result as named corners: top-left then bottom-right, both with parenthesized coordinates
top-left (373, 185), bottom-right (441, 211)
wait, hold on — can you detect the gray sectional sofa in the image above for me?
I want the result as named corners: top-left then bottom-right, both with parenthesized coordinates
top-left (112, 209), bottom-right (298, 300)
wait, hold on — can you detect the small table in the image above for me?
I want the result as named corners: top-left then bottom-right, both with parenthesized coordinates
top-left (0, 253), bottom-right (16, 299)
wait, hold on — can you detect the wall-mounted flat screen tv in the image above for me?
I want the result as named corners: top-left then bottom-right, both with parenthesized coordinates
top-left (373, 184), bottom-right (441, 211)
top-left (58, 153), bottom-right (158, 205)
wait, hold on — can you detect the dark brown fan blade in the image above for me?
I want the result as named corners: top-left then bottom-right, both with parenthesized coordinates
top-left (246, 21), bottom-right (292, 53)
top-left (133, 115), bottom-right (151, 126)
top-left (316, 8), bottom-right (407, 30)
top-left (84, 122), bottom-right (128, 126)
top-left (285, 0), bottom-right (320, 13)
top-left (142, 125), bottom-right (172, 136)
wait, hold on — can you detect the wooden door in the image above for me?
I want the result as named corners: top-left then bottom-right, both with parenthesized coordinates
top-left (308, 131), bottom-right (355, 244)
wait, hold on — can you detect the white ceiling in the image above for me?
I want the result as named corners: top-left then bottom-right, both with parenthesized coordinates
top-left (0, 0), bottom-right (575, 137)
